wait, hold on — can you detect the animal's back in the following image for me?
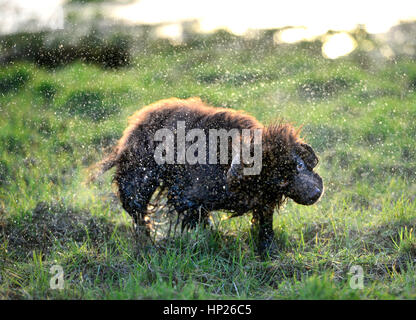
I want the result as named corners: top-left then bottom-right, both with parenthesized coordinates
top-left (125, 97), bottom-right (261, 134)
top-left (110, 97), bottom-right (261, 165)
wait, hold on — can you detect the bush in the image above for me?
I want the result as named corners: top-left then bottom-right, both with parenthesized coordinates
top-left (0, 30), bottom-right (132, 69)
top-left (78, 32), bottom-right (132, 69)
top-left (297, 76), bottom-right (352, 99)
top-left (0, 68), bottom-right (30, 95)
top-left (62, 90), bottom-right (118, 121)
top-left (35, 81), bottom-right (59, 102)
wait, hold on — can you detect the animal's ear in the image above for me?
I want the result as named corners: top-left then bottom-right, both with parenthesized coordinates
top-left (298, 143), bottom-right (319, 169)
top-left (226, 153), bottom-right (244, 189)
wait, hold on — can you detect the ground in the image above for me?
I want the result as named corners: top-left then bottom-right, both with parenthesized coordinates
top-left (1, 39), bottom-right (416, 299)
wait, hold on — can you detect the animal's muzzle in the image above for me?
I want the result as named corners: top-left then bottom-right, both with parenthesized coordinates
top-left (308, 185), bottom-right (323, 204)
top-left (285, 171), bottom-right (323, 206)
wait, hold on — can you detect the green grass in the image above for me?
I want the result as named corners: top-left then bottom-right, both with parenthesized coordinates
top-left (1, 41), bottom-right (416, 299)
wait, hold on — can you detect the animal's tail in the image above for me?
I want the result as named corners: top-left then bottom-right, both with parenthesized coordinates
top-left (86, 147), bottom-right (118, 183)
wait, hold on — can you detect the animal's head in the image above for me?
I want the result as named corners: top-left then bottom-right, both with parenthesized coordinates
top-left (279, 142), bottom-right (323, 205)
top-left (227, 123), bottom-right (323, 206)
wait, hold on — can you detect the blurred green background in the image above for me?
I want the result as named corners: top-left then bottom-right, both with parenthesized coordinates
top-left (0, 0), bottom-right (416, 299)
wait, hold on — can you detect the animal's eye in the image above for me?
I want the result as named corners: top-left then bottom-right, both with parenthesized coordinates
top-left (297, 160), bottom-right (305, 171)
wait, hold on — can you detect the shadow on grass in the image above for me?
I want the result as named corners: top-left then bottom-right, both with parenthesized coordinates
top-left (1, 201), bottom-right (121, 259)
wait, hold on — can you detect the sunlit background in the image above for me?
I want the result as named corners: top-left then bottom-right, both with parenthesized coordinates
top-left (1, 0), bottom-right (416, 59)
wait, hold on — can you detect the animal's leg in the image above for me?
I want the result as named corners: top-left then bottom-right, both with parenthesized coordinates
top-left (166, 175), bottom-right (212, 233)
top-left (181, 206), bottom-right (211, 233)
top-left (117, 168), bottom-right (159, 239)
top-left (252, 204), bottom-right (277, 255)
